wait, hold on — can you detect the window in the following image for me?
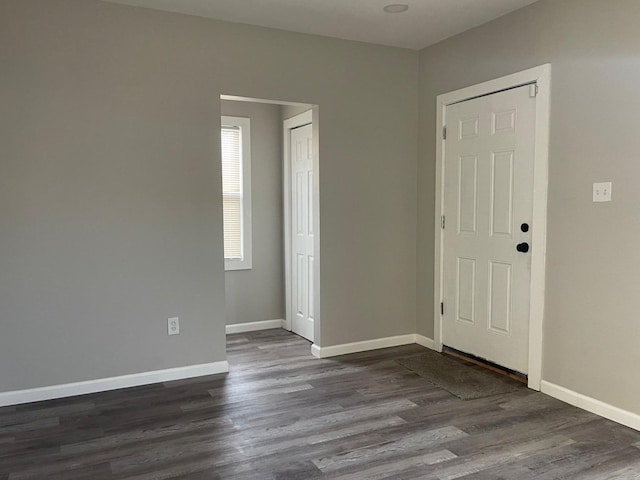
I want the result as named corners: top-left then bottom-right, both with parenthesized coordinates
top-left (221, 116), bottom-right (252, 270)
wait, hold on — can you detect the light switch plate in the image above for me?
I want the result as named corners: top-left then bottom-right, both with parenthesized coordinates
top-left (593, 182), bottom-right (612, 202)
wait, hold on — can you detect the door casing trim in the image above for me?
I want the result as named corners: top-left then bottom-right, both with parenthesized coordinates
top-left (434, 64), bottom-right (551, 390)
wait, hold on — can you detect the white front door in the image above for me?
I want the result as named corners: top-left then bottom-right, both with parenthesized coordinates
top-left (291, 123), bottom-right (314, 341)
top-left (442, 84), bottom-right (536, 374)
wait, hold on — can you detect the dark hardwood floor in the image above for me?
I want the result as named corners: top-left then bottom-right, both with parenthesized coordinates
top-left (1, 328), bottom-right (640, 479)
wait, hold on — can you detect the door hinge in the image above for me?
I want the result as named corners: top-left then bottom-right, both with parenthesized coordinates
top-left (441, 215), bottom-right (445, 229)
top-left (442, 125), bottom-right (447, 140)
top-left (529, 84), bottom-right (539, 97)
top-left (440, 302), bottom-right (444, 315)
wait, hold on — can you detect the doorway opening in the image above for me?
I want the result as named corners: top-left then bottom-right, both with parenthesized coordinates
top-left (220, 95), bottom-right (320, 350)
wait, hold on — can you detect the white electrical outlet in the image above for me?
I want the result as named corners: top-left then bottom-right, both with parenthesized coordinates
top-left (593, 182), bottom-right (612, 202)
top-left (168, 317), bottom-right (180, 335)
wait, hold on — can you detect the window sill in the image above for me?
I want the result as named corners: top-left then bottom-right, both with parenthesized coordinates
top-left (225, 260), bottom-right (252, 271)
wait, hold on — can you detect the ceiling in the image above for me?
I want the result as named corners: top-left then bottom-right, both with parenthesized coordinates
top-left (101, 0), bottom-right (540, 50)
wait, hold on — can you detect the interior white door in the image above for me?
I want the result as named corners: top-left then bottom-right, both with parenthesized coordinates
top-left (442, 84), bottom-right (536, 374)
top-left (291, 123), bottom-right (314, 342)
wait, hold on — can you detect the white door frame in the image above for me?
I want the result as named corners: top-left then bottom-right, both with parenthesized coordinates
top-left (434, 64), bottom-right (551, 390)
top-left (283, 110), bottom-right (320, 343)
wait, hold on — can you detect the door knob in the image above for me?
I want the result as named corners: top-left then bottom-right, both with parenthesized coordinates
top-left (516, 242), bottom-right (530, 253)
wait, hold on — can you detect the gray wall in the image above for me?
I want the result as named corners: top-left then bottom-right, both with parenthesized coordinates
top-left (221, 100), bottom-right (284, 326)
top-left (281, 104), bottom-right (312, 121)
top-left (0, 0), bottom-right (418, 392)
top-left (418, 0), bottom-right (640, 414)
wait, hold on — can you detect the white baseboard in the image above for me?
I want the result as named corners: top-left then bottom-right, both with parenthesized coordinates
top-left (311, 334), bottom-right (439, 359)
top-left (0, 361), bottom-right (229, 408)
top-left (415, 334), bottom-right (438, 351)
top-left (541, 380), bottom-right (640, 431)
top-left (226, 319), bottom-right (285, 334)
top-left (311, 334), bottom-right (417, 359)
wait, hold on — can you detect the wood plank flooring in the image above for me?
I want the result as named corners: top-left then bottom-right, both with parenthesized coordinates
top-left (1, 328), bottom-right (640, 479)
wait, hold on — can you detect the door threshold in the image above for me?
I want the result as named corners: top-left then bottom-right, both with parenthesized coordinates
top-left (442, 346), bottom-right (528, 385)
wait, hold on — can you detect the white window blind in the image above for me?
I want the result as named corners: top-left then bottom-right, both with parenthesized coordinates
top-left (221, 116), bottom-right (251, 270)
top-left (221, 126), bottom-right (242, 260)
